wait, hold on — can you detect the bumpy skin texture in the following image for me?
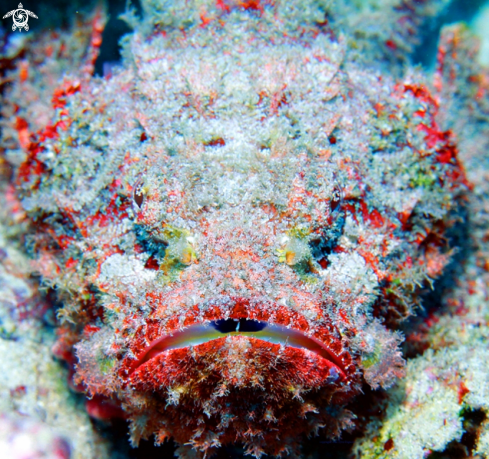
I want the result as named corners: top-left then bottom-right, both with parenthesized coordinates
top-left (0, 1), bottom-right (469, 457)
top-left (353, 25), bottom-right (489, 459)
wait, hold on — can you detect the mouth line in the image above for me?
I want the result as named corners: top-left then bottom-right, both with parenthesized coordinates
top-left (129, 318), bottom-right (348, 379)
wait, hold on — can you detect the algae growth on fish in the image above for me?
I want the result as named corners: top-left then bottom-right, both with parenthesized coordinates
top-left (0, 0), bottom-right (488, 458)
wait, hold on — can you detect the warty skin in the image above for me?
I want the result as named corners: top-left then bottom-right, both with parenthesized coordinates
top-left (0, 0), bottom-right (472, 457)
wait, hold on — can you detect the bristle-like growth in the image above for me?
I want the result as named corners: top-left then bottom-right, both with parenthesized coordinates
top-left (0, 1), bottom-right (469, 456)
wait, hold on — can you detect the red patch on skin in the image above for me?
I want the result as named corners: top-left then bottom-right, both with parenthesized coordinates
top-left (435, 143), bottom-right (458, 164)
top-left (17, 149), bottom-right (46, 187)
top-left (65, 257), bottom-right (78, 269)
top-left (15, 117), bottom-right (31, 150)
top-left (458, 382), bottom-right (470, 403)
top-left (359, 248), bottom-right (386, 281)
top-left (83, 324), bottom-right (101, 338)
top-left (359, 201), bottom-right (385, 229)
top-left (10, 385), bottom-right (27, 397)
top-left (318, 258), bottom-right (328, 269)
top-left (85, 395), bottom-right (126, 421)
top-left (416, 122), bottom-right (450, 149)
top-left (216, 0), bottom-right (231, 12)
top-left (398, 210), bottom-right (412, 230)
top-left (83, 8), bottom-right (105, 75)
top-left (16, 79), bottom-right (82, 188)
top-left (19, 62), bottom-right (29, 82)
top-left (404, 83), bottom-right (438, 109)
top-left (385, 39), bottom-right (397, 51)
top-left (238, 0), bottom-right (263, 11)
top-left (404, 83), bottom-right (470, 188)
top-left (144, 255), bottom-right (160, 270)
top-left (200, 12), bottom-right (213, 27)
top-left (423, 313), bottom-right (439, 328)
top-left (384, 438), bottom-right (395, 451)
top-left (52, 329), bottom-right (77, 366)
top-left (205, 137), bottom-right (226, 146)
top-left (52, 81), bottom-right (81, 109)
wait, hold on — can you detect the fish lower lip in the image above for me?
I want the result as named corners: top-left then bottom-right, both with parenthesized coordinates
top-left (129, 318), bottom-right (348, 379)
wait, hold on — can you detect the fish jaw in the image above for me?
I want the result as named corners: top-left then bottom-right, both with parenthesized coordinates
top-left (122, 297), bottom-right (357, 380)
top-left (111, 299), bottom-right (360, 456)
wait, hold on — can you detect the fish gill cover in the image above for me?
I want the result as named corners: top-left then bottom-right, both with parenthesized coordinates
top-left (1, 0), bottom-right (486, 457)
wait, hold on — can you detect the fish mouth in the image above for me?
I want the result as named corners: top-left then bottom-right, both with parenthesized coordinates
top-left (131, 318), bottom-right (348, 378)
top-left (126, 299), bottom-right (355, 381)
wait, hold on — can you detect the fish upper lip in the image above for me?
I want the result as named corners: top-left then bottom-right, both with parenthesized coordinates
top-left (125, 298), bottom-right (355, 380)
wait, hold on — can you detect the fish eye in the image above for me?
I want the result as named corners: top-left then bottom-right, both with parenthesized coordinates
top-left (133, 179), bottom-right (145, 209)
top-left (330, 183), bottom-right (343, 212)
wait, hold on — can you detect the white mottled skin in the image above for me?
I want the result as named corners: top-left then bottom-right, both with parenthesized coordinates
top-left (0, 1), bottom-right (473, 457)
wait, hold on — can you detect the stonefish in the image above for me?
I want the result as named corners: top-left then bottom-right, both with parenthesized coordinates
top-left (0, 0), bottom-right (472, 457)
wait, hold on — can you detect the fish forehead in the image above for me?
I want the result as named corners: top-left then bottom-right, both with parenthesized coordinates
top-left (130, 32), bottom-right (344, 217)
top-left (143, 147), bottom-right (337, 228)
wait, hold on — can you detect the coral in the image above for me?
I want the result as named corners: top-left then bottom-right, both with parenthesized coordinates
top-left (352, 260), bottom-right (489, 459)
top-left (353, 24), bottom-right (489, 459)
top-left (0, 184), bottom-right (113, 459)
top-left (473, 3), bottom-right (489, 65)
top-left (0, 413), bottom-right (70, 459)
top-left (0, 1), bottom-right (486, 458)
top-left (353, 334), bottom-right (489, 458)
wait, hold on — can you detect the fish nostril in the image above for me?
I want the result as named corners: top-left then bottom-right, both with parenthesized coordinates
top-left (211, 318), bottom-right (267, 333)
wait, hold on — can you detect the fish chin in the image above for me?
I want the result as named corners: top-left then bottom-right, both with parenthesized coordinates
top-left (112, 298), bottom-right (360, 452)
